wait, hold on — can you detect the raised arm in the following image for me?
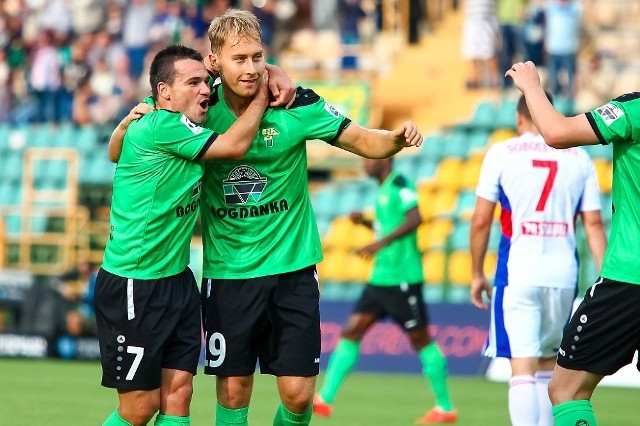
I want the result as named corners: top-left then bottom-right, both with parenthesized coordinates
top-left (265, 63), bottom-right (296, 108)
top-left (336, 120), bottom-right (423, 159)
top-left (108, 103), bottom-right (155, 162)
top-left (470, 196), bottom-right (496, 309)
top-left (506, 61), bottom-right (599, 149)
top-left (200, 72), bottom-right (269, 160)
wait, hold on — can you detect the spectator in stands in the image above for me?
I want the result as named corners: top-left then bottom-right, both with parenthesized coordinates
top-left (122, 0), bottom-right (155, 78)
top-left (0, 48), bottom-right (11, 121)
top-left (314, 157), bottom-right (457, 424)
top-left (497, 0), bottom-right (526, 88)
top-left (29, 29), bottom-right (61, 123)
top-left (60, 41), bottom-right (90, 122)
top-left (544, 0), bottom-right (582, 108)
top-left (522, 0), bottom-right (545, 66)
top-left (508, 59), bottom-right (640, 426)
top-left (470, 90), bottom-right (606, 425)
top-left (59, 260), bottom-right (98, 337)
top-left (462, 0), bottom-right (500, 89)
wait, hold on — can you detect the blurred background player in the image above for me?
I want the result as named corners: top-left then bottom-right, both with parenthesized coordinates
top-left (314, 157), bottom-right (457, 424)
top-left (507, 60), bottom-right (640, 426)
top-left (469, 92), bottom-right (606, 425)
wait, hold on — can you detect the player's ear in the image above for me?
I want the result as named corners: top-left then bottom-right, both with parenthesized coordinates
top-left (208, 53), bottom-right (220, 73)
top-left (157, 82), bottom-right (170, 101)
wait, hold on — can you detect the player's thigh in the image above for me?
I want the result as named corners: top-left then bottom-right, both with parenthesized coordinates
top-left (95, 268), bottom-right (200, 391)
top-left (260, 266), bottom-right (320, 376)
top-left (501, 286), bottom-right (545, 358)
top-left (557, 278), bottom-right (640, 376)
top-left (201, 277), bottom-right (270, 376)
top-left (538, 287), bottom-right (575, 358)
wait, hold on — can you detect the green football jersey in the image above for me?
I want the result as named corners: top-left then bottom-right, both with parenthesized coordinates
top-left (370, 171), bottom-right (424, 286)
top-left (102, 110), bottom-right (217, 279)
top-left (587, 93), bottom-right (640, 285)
top-left (201, 86), bottom-right (351, 279)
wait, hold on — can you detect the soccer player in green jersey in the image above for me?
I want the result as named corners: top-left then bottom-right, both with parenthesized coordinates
top-left (313, 157), bottom-right (457, 424)
top-left (110, 10), bottom-right (422, 425)
top-left (506, 60), bottom-right (640, 426)
top-left (198, 10), bottom-right (422, 426)
top-left (95, 44), bottom-right (271, 426)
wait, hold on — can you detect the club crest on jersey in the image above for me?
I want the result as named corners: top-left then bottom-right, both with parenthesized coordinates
top-left (180, 115), bottom-right (204, 135)
top-left (595, 103), bottom-right (624, 126)
top-left (222, 165), bottom-right (267, 205)
top-left (191, 180), bottom-right (202, 198)
top-left (262, 128), bottom-right (279, 147)
top-left (323, 103), bottom-right (341, 118)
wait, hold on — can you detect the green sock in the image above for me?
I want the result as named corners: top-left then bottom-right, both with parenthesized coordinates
top-left (154, 414), bottom-right (190, 425)
top-left (319, 338), bottom-right (360, 404)
top-left (102, 410), bottom-right (133, 426)
top-left (215, 403), bottom-right (248, 426)
top-left (553, 400), bottom-right (598, 426)
top-left (418, 342), bottom-right (454, 411)
top-left (272, 403), bottom-right (312, 426)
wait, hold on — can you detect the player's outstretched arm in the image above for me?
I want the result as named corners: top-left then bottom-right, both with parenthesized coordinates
top-left (470, 196), bottom-right (496, 309)
top-left (265, 64), bottom-right (296, 108)
top-left (506, 61), bottom-right (599, 149)
top-left (581, 210), bottom-right (607, 273)
top-left (356, 207), bottom-right (421, 259)
top-left (336, 120), bottom-right (423, 159)
top-left (108, 103), bottom-right (155, 162)
top-left (200, 72), bottom-right (270, 160)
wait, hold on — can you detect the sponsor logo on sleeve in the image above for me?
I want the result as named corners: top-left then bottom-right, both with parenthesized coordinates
top-left (180, 114), bottom-right (204, 135)
top-left (323, 103), bottom-right (342, 118)
top-left (595, 103), bottom-right (624, 126)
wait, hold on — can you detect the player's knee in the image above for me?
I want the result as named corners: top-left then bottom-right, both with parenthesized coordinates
top-left (548, 376), bottom-right (571, 405)
top-left (166, 382), bottom-right (193, 412)
top-left (280, 386), bottom-right (314, 412)
top-left (120, 402), bottom-right (159, 426)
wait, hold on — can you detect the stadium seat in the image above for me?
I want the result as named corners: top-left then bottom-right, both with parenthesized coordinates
top-left (423, 250), bottom-right (446, 285)
top-left (74, 126), bottom-right (101, 156)
top-left (454, 190), bottom-right (477, 220)
top-left (583, 143), bottom-right (613, 161)
top-left (317, 248), bottom-right (349, 282)
top-left (4, 151), bottom-right (24, 185)
top-left (418, 218), bottom-right (454, 251)
top-left (345, 252), bottom-right (373, 283)
top-left (467, 129), bottom-right (491, 154)
top-left (448, 220), bottom-right (471, 251)
top-left (415, 157), bottom-right (438, 181)
top-left (419, 134), bottom-right (445, 161)
top-left (394, 155), bottom-right (420, 182)
top-left (426, 188), bottom-right (458, 219)
top-left (593, 159), bottom-right (612, 193)
top-left (448, 251), bottom-right (473, 285)
top-left (312, 186), bottom-right (341, 219)
top-left (460, 155), bottom-right (483, 190)
top-left (435, 158), bottom-right (464, 191)
top-left (323, 216), bottom-right (355, 249)
top-left (494, 97), bottom-right (518, 130)
top-left (440, 130), bottom-right (471, 159)
top-left (467, 100), bottom-right (498, 130)
top-left (488, 129), bottom-right (517, 146)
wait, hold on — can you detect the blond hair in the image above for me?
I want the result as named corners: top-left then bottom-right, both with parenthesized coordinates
top-left (208, 9), bottom-right (262, 54)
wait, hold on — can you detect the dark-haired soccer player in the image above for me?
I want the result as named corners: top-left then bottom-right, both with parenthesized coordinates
top-left (505, 60), bottom-right (634, 426)
top-left (314, 157), bottom-right (457, 424)
top-left (111, 10), bottom-right (422, 426)
top-left (95, 44), bottom-right (271, 426)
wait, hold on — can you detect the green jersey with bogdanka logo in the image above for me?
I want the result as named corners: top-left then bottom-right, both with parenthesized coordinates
top-left (587, 93), bottom-right (640, 284)
top-left (102, 110), bottom-right (217, 279)
top-left (201, 86), bottom-right (351, 279)
top-left (370, 171), bottom-right (424, 286)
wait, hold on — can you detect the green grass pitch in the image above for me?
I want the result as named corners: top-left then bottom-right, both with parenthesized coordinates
top-left (2, 358), bottom-right (639, 425)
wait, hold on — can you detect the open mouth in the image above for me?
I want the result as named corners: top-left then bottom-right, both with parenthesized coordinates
top-left (198, 99), bottom-right (209, 110)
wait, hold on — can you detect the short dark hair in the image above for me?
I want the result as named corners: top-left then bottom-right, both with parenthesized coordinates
top-left (149, 45), bottom-right (204, 100)
top-left (517, 90), bottom-right (553, 121)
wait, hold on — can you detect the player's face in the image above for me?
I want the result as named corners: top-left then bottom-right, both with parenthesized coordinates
top-left (212, 36), bottom-right (265, 99)
top-left (167, 58), bottom-right (211, 123)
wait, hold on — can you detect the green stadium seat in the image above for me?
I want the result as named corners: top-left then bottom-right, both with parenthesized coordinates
top-left (416, 158), bottom-right (438, 181)
top-left (419, 134), bottom-right (444, 161)
top-left (448, 220), bottom-right (471, 251)
top-left (467, 129), bottom-right (490, 152)
top-left (468, 100), bottom-right (498, 130)
top-left (583, 143), bottom-right (613, 161)
top-left (394, 155), bottom-right (419, 182)
top-left (4, 151), bottom-right (24, 185)
top-left (454, 190), bottom-right (476, 220)
top-left (441, 130), bottom-right (471, 159)
top-left (494, 98), bottom-right (518, 130)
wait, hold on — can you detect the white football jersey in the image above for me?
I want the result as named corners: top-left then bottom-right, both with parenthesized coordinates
top-left (476, 132), bottom-right (601, 289)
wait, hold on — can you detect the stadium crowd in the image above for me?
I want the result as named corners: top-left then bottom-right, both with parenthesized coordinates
top-left (0, 0), bottom-right (374, 127)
